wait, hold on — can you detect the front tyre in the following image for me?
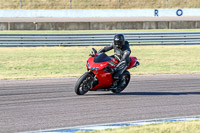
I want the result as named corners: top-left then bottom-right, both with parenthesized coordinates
top-left (111, 71), bottom-right (130, 94)
top-left (75, 72), bottom-right (93, 95)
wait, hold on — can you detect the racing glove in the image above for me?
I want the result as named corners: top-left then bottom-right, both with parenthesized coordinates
top-left (89, 50), bottom-right (95, 57)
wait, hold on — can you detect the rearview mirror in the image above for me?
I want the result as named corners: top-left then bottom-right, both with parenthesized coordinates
top-left (92, 48), bottom-right (97, 55)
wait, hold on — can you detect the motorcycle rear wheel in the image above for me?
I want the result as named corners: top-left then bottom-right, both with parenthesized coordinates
top-left (75, 72), bottom-right (93, 95)
top-left (111, 71), bottom-right (130, 93)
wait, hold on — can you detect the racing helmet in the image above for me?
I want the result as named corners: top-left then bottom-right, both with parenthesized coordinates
top-left (114, 34), bottom-right (125, 48)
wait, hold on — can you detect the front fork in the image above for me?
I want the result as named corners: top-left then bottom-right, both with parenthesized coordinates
top-left (88, 71), bottom-right (99, 90)
top-left (91, 75), bottom-right (99, 89)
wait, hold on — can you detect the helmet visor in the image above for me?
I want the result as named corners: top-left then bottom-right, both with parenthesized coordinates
top-left (114, 40), bottom-right (123, 47)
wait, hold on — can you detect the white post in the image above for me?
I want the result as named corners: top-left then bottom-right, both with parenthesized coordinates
top-left (20, 0), bottom-right (22, 9)
top-left (70, 0), bottom-right (72, 9)
top-left (166, 0), bottom-right (168, 8)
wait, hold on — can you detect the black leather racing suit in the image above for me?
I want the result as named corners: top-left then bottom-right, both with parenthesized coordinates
top-left (98, 41), bottom-right (131, 79)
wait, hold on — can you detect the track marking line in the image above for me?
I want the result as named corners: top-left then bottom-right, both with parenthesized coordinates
top-left (21, 115), bottom-right (200, 133)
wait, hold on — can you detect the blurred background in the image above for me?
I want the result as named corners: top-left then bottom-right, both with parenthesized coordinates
top-left (0, 0), bottom-right (200, 9)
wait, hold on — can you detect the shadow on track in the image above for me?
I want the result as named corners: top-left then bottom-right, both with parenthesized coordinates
top-left (92, 91), bottom-right (200, 96)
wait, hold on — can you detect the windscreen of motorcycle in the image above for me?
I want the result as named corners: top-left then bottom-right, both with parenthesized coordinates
top-left (94, 53), bottom-right (111, 63)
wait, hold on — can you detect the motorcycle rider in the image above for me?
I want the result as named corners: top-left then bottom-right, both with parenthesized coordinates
top-left (98, 34), bottom-right (131, 80)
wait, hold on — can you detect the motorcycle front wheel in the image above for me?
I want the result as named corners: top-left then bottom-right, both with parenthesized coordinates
top-left (75, 72), bottom-right (93, 95)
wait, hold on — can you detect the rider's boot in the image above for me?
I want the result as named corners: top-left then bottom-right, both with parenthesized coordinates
top-left (110, 73), bottom-right (120, 89)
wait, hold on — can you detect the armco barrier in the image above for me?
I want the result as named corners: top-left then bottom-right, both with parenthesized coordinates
top-left (1, 32), bottom-right (200, 47)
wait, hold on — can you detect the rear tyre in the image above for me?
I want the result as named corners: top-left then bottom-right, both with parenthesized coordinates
top-left (75, 72), bottom-right (93, 95)
top-left (111, 71), bottom-right (130, 94)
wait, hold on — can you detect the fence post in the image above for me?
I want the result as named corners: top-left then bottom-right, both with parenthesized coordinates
top-left (166, 0), bottom-right (168, 8)
top-left (119, 0), bottom-right (120, 9)
top-left (20, 0), bottom-right (22, 9)
top-left (70, 0), bottom-right (72, 9)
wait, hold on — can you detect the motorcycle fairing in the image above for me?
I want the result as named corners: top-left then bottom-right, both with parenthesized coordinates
top-left (86, 53), bottom-right (137, 91)
top-left (87, 53), bottom-right (118, 71)
top-left (87, 54), bottom-right (117, 90)
top-left (127, 56), bottom-right (137, 69)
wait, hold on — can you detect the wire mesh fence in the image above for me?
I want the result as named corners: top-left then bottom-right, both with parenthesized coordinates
top-left (0, 0), bottom-right (200, 9)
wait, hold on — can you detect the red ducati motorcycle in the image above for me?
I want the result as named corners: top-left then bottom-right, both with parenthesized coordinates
top-left (75, 48), bottom-right (139, 95)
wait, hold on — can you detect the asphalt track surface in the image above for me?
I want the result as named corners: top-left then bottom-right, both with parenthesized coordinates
top-left (0, 74), bottom-right (200, 133)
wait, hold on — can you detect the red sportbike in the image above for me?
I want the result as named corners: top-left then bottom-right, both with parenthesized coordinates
top-left (75, 48), bottom-right (139, 95)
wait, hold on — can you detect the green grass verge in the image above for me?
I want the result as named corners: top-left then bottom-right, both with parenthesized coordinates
top-left (77, 120), bottom-right (200, 133)
top-left (1, 0), bottom-right (200, 9)
top-left (0, 45), bottom-right (200, 80)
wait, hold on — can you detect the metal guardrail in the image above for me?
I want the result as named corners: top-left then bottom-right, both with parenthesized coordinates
top-left (0, 32), bottom-right (200, 47)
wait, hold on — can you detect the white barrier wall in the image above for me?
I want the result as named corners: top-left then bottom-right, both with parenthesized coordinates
top-left (0, 9), bottom-right (200, 17)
